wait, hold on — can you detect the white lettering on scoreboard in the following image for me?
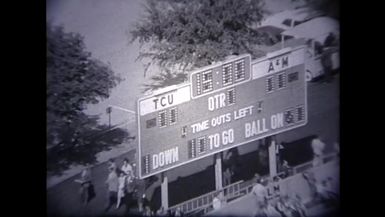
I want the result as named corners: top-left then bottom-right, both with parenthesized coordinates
top-left (251, 48), bottom-right (305, 80)
top-left (190, 105), bottom-right (255, 134)
top-left (208, 93), bottom-right (227, 111)
top-left (137, 46), bottom-right (307, 179)
top-left (139, 85), bottom-right (191, 116)
top-left (152, 147), bottom-right (179, 170)
top-left (200, 110), bottom-right (303, 152)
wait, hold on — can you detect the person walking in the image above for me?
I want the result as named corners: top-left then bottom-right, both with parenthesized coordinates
top-left (116, 172), bottom-right (126, 209)
top-left (105, 167), bottom-right (119, 212)
top-left (252, 175), bottom-right (268, 212)
top-left (74, 167), bottom-right (93, 206)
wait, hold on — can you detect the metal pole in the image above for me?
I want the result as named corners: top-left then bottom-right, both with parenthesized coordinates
top-left (161, 172), bottom-right (169, 209)
top-left (268, 136), bottom-right (277, 178)
top-left (215, 153), bottom-right (223, 190)
top-left (108, 105), bottom-right (136, 114)
top-left (281, 35), bottom-right (285, 49)
top-left (108, 112), bottom-right (111, 128)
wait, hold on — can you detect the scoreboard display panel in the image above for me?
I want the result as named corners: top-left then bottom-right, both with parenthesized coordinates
top-left (137, 46), bottom-right (307, 179)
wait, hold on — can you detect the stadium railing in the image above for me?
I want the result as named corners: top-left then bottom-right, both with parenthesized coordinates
top-left (167, 152), bottom-right (338, 216)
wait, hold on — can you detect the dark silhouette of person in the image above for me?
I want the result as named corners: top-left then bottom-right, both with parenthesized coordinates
top-left (314, 41), bottom-right (323, 56)
top-left (321, 32), bottom-right (338, 82)
top-left (321, 46), bottom-right (333, 83)
top-left (324, 32), bottom-right (336, 48)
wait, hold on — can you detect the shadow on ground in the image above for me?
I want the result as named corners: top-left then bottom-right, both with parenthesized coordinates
top-left (47, 125), bottom-right (132, 176)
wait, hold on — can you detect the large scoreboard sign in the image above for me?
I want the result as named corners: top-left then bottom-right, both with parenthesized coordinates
top-left (137, 46), bottom-right (307, 179)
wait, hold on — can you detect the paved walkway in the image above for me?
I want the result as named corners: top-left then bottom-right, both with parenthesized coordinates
top-left (47, 139), bottom-right (137, 189)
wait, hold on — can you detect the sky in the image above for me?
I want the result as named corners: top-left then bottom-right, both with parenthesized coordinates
top-left (46, 0), bottom-right (304, 126)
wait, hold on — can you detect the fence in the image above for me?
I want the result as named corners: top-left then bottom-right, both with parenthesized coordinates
top-left (167, 152), bottom-right (339, 216)
top-left (168, 180), bottom-right (243, 215)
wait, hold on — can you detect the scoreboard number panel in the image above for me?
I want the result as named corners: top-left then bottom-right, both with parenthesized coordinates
top-left (137, 46), bottom-right (307, 179)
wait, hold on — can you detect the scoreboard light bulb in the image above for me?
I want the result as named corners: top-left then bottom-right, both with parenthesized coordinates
top-left (258, 101), bottom-right (264, 113)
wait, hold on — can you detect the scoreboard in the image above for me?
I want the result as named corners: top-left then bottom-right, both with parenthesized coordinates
top-left (137, 46), bottom-right (307, 179)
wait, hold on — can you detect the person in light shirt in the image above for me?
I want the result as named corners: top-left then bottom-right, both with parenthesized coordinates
top-left (121, 158), bottom-right (133, 176)
top-left (251, 174), bottom-right (267, 216)
top-left (252, 175), bottom-right (268, 210)
top-left (121, 158), bottom-right (135, 197)
top-left (212, 191), bottom-right (223, 210)
top-left (311, 136), bottom-right (326, 167)
top-left (116, 172), bottom-right (126, 209)
top-left (104, 167), bottom-right (119, 212)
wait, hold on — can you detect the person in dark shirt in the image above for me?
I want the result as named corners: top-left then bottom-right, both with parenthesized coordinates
top-left (314, 41), bottom-right (324, 56)
top-left (324, 32), bottom-right (337, 48)
top-left (223, 167), bottom-right (232, 186)
top-left (321, 47), bottom-right (334, 83)
top-left (281, 160), bottom-right (291, 178)
top-left (321, 32), bottom-right (338, 82)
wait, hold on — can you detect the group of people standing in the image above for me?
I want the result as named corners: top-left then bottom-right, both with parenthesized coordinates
top-left (105, 158), bottom-right (135, 211)
top-left (75, 157), bottom-right (143, 214)
top-left (251, 175), bottom-right (307, 217)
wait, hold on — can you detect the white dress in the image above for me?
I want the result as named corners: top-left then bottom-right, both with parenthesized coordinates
top-left (117, 176), bottom-right (126, 198)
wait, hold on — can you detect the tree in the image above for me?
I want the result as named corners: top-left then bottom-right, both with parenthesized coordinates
top-left (130, 0), bottom-right (270, 91)
top-left (142, 69), bottom-right (187, 93)
top-left (47, 23), bottom-right (121, 173)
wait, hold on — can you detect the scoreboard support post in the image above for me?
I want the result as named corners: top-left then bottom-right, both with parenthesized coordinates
top-left (268, 136), bottom-right (278, 178)
top-left (214, 153), bottom-right (223, 191)
top-left (161, 172), bottom-right (169, 209)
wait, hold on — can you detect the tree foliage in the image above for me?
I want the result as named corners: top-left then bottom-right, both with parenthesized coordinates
top-left (142, 69), bottom-right (188, 93)
top-left (47, 23), bottom-right (121, 152)
top-left (130, 0), bottom-right (270, 90)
